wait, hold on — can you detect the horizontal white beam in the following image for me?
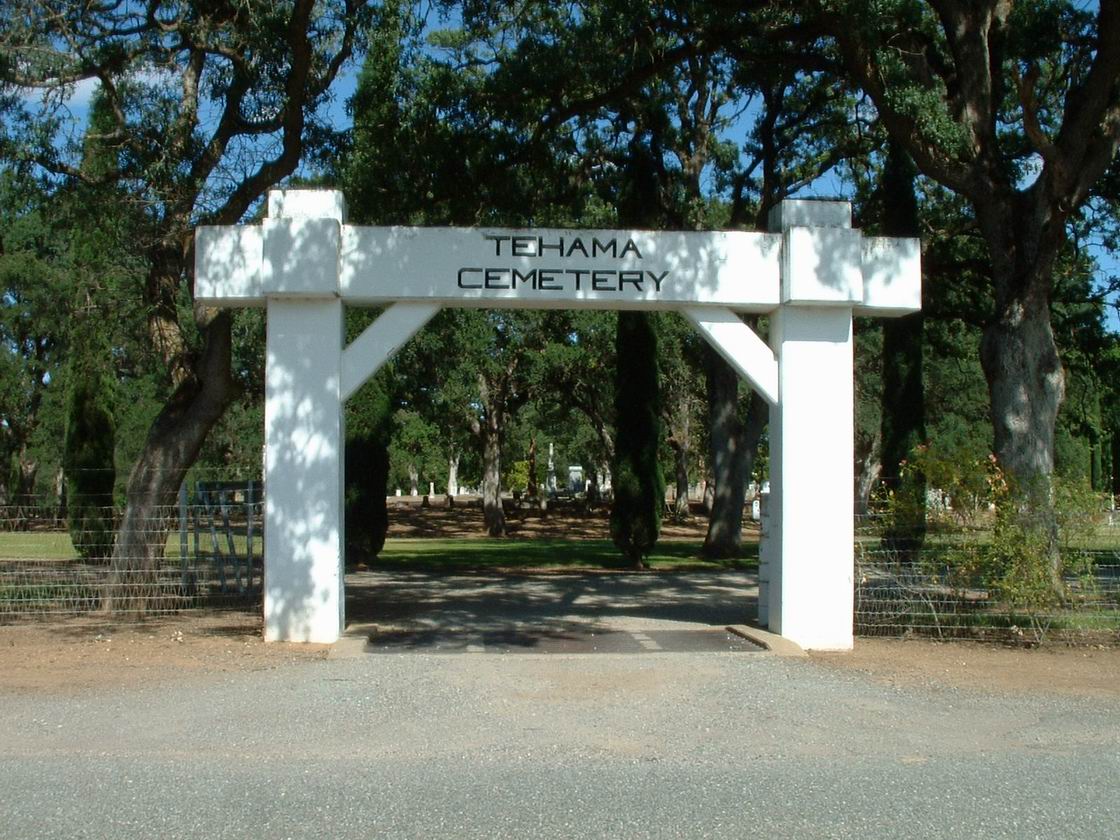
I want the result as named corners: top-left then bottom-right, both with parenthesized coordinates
top-left (340, 226), bottom-right (782, 311)
top-left (682, 307), bottom-right (779, 405)
top-left (195, 226), bottom-right (263, 307)
top-left (194, 220), bottom-right (919, 317)
top-left (855, 237), bottom-right (921, 315)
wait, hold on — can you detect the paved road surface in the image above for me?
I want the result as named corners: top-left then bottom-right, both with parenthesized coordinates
top-left (2, 572), bottom-right (1118, 839)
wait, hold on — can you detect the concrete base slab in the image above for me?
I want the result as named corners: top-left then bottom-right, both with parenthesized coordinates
top-left (727, 623), bottom-right (809, 657)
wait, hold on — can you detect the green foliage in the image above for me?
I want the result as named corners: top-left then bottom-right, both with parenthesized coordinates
top-left (63, 321), bottom-right (116, 563)
top-left (505, 460), bottom-right (530, 494)
top-left (881, 443), bottom-right (1110, 640)
top-left (346, 375), bottom-right (393, 559)
top-left (899, 443), bottom-right (998, 527)
top-left (941, 470), bottom-right (1105, 634)
top-left (388, 409), bottom-right (444, 494)
top-left (610, 313), bottom-right (664, 567)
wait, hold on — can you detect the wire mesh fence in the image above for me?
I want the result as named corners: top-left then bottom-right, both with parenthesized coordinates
top-left (0, 481), bottom-right (263, 622)
top-left (5, 478), bottom-right (1120, 645)
top-left (854, 513), bottom-right (1120, 644)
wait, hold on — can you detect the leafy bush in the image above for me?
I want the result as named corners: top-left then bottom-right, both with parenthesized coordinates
top-left (875, 447), bottom-right (1111, 642)
top-left (505, 460), bottom-right (530, 494)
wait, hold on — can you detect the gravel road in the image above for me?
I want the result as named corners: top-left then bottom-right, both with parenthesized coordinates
top-left (3, 641), bottom-right (1118, 839)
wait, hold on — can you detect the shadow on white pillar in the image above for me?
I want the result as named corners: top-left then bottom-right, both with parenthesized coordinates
top-left (768, 306), bottom-right (855, 650)
top-left (264, 299), bottom-right (345, 642)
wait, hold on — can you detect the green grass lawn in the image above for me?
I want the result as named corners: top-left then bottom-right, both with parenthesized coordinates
top-left (0, 531), bottom-right (260, 562)
top-left (0, 532), bottom-right (78, 561)
top-left (0, 531), bottom-right (757, 571)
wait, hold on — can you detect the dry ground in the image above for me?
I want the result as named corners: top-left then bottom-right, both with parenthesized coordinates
top-left (0, 613), bottom-right (326, 696)
top-left (4, 613), bottom-right (1118, 700)
top-left (811, 638), bottom-right (1120, 699)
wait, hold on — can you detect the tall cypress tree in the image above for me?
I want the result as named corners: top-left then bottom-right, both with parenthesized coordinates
top-left (345, 369), bottom-right (393, 562)
top-left (63, 90), bottom-right (119, 563)
top-left (610, 311), bottom-right (665, 569)
top-left (878, 139), bottom-right (926, 554)
top-left (64, 318), bottom-right (117, 563)
top-left (609, 130), bottom-right (666, 568)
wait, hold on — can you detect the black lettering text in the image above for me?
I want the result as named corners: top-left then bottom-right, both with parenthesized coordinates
top-left (592, 238), bottom-right (616, 258)
top-left (568, 269), bottom-right (589, 290)
top-left (458, 267), bottom-right (483, 289)
top-left (537, 269), bottom-right (562, 290)
top-left (618, 270), bottom-right (644, 292)
top-left (592, 270), bottom-right (614, 291)
top-left (485, 268), bottom-right (511, 289)
top-left (484, 235), bottom-right (509, 256)
top-left (621, 238), bottom-right (642, 259)
top-left (539, 237), bottom-right (564, 256)
top-left (567, 237), bottom-right (589, 258)
top-left (512, 236), bottom-right (537, 257)
top-left (648, 270), bottom-right (668, 292)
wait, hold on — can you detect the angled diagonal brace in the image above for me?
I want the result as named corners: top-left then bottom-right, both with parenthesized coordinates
top-left (341, 302), bottom-right (441, 401)
top-left (681, 306), bottom-right (779, 406)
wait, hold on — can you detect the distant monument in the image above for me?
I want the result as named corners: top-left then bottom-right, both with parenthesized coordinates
top-left (546, 442), bottom-right (558, 495)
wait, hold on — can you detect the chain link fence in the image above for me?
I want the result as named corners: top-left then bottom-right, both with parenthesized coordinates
top-left (0, 480), bottom-right (262, 622)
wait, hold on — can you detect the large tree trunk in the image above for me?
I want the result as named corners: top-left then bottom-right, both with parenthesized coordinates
top-left (527, 435), bottom-right (538, 500)
top-left (703, 353), bottom-right (743, 557)
top-left (481, 421), bottom-right (504, 536)
top-left (702, 352), bottom-right (767, 558)
top-left (978, 195), bottom-right (1068, 595)
top-left (981, 296), bottom-right (1066, 595)
top-left (981, 300), bottom-right (1064, 484)
top-left (666, 388), bottom-right (694, 519)
top-left (855, 431), bottom-right (881, 519)
top-left (105, 314), bottom-right (235, 615)
top-left (15, 448), bottom-right (37, 504)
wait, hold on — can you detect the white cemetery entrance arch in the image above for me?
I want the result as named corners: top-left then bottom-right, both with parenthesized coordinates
top-left (195, 189), bottom-right (920, 651)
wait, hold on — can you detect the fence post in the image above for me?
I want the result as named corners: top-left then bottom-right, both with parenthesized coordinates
top-left (178, 483), bottom-right (189, 591)
top-left (758, 491), bottom-right (770, 626)
top-left (246, 481), bottom-right (257, 591)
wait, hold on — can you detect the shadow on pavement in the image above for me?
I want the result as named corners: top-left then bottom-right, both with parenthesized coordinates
top-left (344, 570), bottom-right (760, 653)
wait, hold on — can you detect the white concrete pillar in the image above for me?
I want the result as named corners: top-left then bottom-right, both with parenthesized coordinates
top-left (766, 199), bottom-right (859, 651)
top-left (757, 491), bottom-right (771, 626)
top-left (767, 307), bottom-right (854, 649)
top-left (264, 299), bottom-right (345, 642)
top-left (261, 189), bottom-right (346, 643)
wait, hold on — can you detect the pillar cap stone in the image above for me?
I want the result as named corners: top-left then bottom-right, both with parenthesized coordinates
top-left (268, 189), bottom-right (347, 222)
top-left (768, 199), bottom-right (852, 232)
